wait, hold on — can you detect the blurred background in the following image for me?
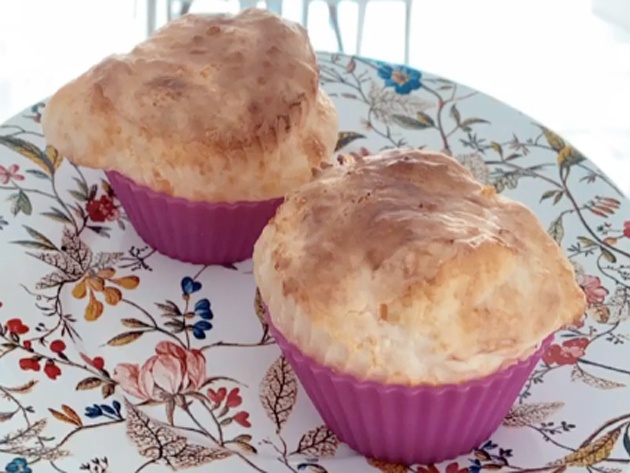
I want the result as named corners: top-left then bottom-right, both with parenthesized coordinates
top-left (0, 0), bottom-right (629, 191)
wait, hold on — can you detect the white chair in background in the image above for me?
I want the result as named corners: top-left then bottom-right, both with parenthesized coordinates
top-left (302, 0), bottom-right (412, 65)
top-left (238, 0), bottom-right (283, 15)
top-left (155, 0), bottom-right (284, 27)
top-left (148, 0), bottom-right (413, 64)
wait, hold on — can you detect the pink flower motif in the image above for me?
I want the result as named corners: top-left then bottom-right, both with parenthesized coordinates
top-left (113, 341), bottom-right (206, 401)
top-left (0, 164), bottom-right (24, 185)
top-left (542, 337), bottom-right (589, 366)
top-left (579, 274), bottom-right (608, 304)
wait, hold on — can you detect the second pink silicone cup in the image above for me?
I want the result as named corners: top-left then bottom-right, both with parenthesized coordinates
top-left (106, 171), bottom-right (282, 265)
top-left (266, 307), bottom-right (552, 465)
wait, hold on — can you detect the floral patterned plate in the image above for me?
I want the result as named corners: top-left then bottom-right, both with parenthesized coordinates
top-left (0, 53), bottom-right (629, 473)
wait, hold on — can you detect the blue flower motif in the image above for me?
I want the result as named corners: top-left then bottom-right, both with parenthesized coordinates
top-left (100, 400), bottom-right (122, 417)
top-left (194, 299), bottom-right (213, 320)
top-left (469, 459), bottom-right (482, 473)
top-left (192, 320), bottom-right (213, 339)
top-left (377, 64), bottom-right (422, 94)
top-left (181, 277), bottom-right (202, 295)
top-left (85, 404), bottom-right (102, 418)
top-left (5, 457), bottom-right (32, 473)
top-left (85, 401), bottom-right (122, 420)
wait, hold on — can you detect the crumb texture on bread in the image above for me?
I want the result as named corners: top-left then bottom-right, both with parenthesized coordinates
top-left (41, 9), bottom-right (338, 202)
top-left (253, 149), bottom-right (586, 385)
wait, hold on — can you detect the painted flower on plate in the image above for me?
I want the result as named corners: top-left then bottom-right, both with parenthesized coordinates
top-left (5, 318), bottom-right (29, 335)
top-left (0, 164), bottom-right (24, 185)
top-left (542, 337), bottom-right (589, 366)
top-left (191, 298), bottom-right (214, 339)
top-left (72, 267), bottom-right (139, 321)
top-left (43, 359), bottom-right (62, 380)
top-left (18, 357), bottom-right (40, 372)
top-left (86, 194), bottom-right (119, 222)
top-left (577, 274), bottom-right (608, 305)
top-left (113, 341), bottom-right (206, 401)
top-left (377, 64), bottom-right (422, 94)
top-left (5, 457), bottom-right (32, 473)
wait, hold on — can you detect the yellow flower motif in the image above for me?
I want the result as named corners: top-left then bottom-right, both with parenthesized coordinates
top-left (72, 268), bottom-right (139, 321)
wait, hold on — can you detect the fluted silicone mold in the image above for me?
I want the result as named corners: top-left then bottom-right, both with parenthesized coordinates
top-left (106, 171), bottom-right (282, 265)
top-left (266, 309), bottom-right (552, 465)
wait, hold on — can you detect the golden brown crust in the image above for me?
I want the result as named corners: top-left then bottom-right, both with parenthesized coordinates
top-left (41, 9), bottom-right (338, 202)
top-left (253, 149), bottom-right (586, 385)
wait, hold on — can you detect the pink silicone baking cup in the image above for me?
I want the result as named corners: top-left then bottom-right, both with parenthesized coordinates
top-left (106, 171), bottom-right (283, 265)
top-left (266, 308), bottom-right (552, 465)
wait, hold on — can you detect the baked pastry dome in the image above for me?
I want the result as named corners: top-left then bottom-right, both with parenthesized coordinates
top-left (42, 8), bottom-right (338, 202)
top-left (253, 149), bottom-right (586, 385)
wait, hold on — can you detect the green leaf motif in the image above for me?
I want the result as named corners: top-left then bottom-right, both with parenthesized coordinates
top-left (391, 114), bottom-right (432, 130)
top-left (87, 225), bottom-right (112, 238)
top-left (601, 248), bottom-right (617, 263)
top-left (45, 145), bottom-right (64, 170)
top-left (25, 169), bottom-right (50, 180)
top-left (490, 142), bottom-right (503, 155)
top-left (68, 190), bottom-right (88, 202)
top-left (460, 117), bottom-right (490, 131)
top-left (12, 240), bottom-right (57, 251)
top-left (72, 177), bottom-right (89, 196)
top-left (23, 226), bottom-right (56, 249)
top-left (540, 189), bottom-right (564, 205)
top-left (334, 131), bottom-right (366, 152)
top-left (107, 331), bottom-right (144, 346)
top-left (505, 173), bottom-right (519, 189)
top-left (41, 208), bottom-right (73, 224)
top-left (577, 236), bottom-right (597, 247)
top-left (493, 178), bottom-right (505, 193)
top-left (558, 146), bottom-right (586, 170)
top-left (415, 111), bottom-right (435, 128)
top-left (548, 216), bottom-right (564, 244)
top-left (450, 104), bottom-right (461, 124)
top-left (537, 125), bottom-right (566, 152)
top-left (540, 190), bottom-right (558, 202)
top-left (0, 135), bottom-right (54, 174)
top-left (9, 190), bottom-right (32, 216)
